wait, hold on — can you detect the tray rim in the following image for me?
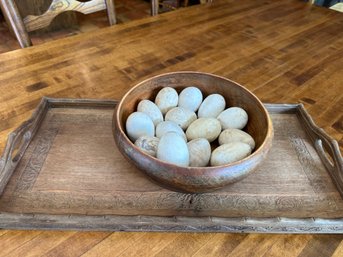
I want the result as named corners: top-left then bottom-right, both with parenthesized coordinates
top-left (0, 97), bottom-right (342, 234)
top-left (1, 212), bottom-right (343, 234)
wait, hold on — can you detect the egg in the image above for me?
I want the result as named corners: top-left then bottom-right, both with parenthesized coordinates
top-left (210, 142), bottom-right (251, 166)
top-left (165, 107), bottom-right (197, 130)
top-left (126, 112), bottom-right (154, 142)
top-left (157, 132), bottom-right (189, 166)
top-left (217, 107), bottom-right (248, 130)
top-left (178, 87), bottom-right (203, 112)
top-left (198, 94), bottom-right (226, 118)
top-left (218, 128), bottom-right (255, 150)
top-left (186, 118), bottom-right (221, 142)
top-left (134, 136), bottom-right (160, 157)
top-left (137, 99), bottom-right (163, 126)
top-left (156, 121), bottom-right (187, 142)
top-left (187, 138), bottom-right (211, 167)
top-left (155, 87), bottom-right (178, 114)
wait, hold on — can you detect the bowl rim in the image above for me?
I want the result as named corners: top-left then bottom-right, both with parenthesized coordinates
top-left (114, 71), bottom-right (274, 171)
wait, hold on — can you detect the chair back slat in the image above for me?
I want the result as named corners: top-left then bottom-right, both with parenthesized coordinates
top-left (24, 0), bottom-right (107, 32)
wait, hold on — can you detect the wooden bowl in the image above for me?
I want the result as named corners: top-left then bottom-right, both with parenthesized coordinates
top-left (113, 71), bottom-right (273, 193)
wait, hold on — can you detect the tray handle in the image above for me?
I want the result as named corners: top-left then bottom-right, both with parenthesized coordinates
top-left (0, 98), bottom-right (49, 195)
top-left (315, 137), bottom-right (341, 173)
top-left (315, 136), bottom-right (343, 187)
top-left (297, 105), bottom-right (343, 197)
top-left (0, 124), bottom-right (32, 196)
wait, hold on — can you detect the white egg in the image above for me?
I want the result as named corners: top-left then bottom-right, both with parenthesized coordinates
top-left (217, 107), bottom-right (248, 130)
top-left (137, 99), bottom-right (163, 126)
top-left (218, 128), bottom-right (255, 150)
top-left (187, 138), bottom-right (211, 167)
top-left (157, 132), bottom-right (189, 167)
top-left (198, 94), bottom-right (226, 118)
top-left (165, 107), bottom-right (197, 130)
top-left (186, 118), bottom-right (221, 142)
top-left (155, 87), bottom-right (178, 114)
top-left (134, 136), bottom-right (160, 157)
top-left (156, 121), bottom-right (187, 142)
top-left (210, 142), bottom-right (251, 166)
top-left (126, 112), bottom-right (154, 142)
top-left (178, 87), bottom-right (203, 112)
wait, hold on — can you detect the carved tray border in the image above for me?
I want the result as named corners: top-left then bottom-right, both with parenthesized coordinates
top-left (0, 98), bottom-right (342, 233)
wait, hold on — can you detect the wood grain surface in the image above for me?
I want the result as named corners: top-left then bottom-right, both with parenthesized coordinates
top-left (0, 0), bottom-right (342, 255)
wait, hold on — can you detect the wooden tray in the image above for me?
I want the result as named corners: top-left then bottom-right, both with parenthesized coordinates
top-left (0, 98), bottom-right (342, 233)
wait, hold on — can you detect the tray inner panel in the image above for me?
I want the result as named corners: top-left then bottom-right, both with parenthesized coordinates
top-left (0, 106), bottom-right (342, 218)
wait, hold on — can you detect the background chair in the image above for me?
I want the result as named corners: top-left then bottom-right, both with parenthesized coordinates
top-left (0, 0), bottom-right (116, 48)
top-left (151, 0), bottom-right (212, 16)
top-left (314, 0), bottom-right (341, 7)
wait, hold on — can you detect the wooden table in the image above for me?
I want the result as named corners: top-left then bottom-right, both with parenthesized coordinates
top-left (0, 0), bottom-right (342, 255)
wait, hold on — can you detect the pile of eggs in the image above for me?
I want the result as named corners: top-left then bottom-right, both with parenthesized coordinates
top-left (125, 86), bottom-right (255, 167)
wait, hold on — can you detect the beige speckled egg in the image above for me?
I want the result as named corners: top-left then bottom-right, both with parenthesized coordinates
top-left (165, 107), bottom-right (197, 130)
top-left (156, 121), bottom-right (187, 142)
top-left (186, 118), bottom-right (221, 142)
top-left (155, 87), bottom-right (178, 114)
top-left (217, 107), bottom-right (248, 130)
top-left (157, 132), bottom-right (189, 167)
top-left (126, 112), bottom-right (155, 142)
top-left (137, 99), bottom-right (163, 126)
top-left (218, 128), bottom-right (255, 150)
top-left (198, 94), bottom-right (226, 118)
top-left (210, 142), bottom-right (251, 166)
top-left (134, 136), bottom-right (160, 157)
top-left (187, 138), bottom-right (211, 167)
top-left (178, 87), bottom-right (203, 112)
